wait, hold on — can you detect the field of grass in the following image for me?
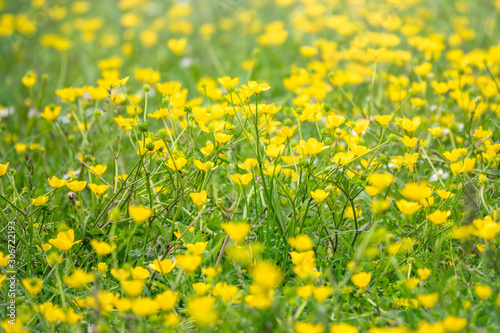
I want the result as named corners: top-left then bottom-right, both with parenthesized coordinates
top-left (1, 0), bottom-right (500, 332)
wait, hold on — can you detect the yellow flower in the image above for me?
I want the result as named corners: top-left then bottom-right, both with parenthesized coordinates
top-left (47, 176), bottom-right (67, 188)
top-left (396, 199), bottom-right (422, 216)
top-left (131, 297), bottom-right (159, 317)
top-left (22, 71), bottom-right (37, 87)
top-left (129, 205), bottom-right (152, 224)
top-left (148, 258), bottom-right (176, 274)
top-left (40, 105), bottom-right (61, 121)
top-left (213, 282), bottom-right (238, 303)
top-left (310, 189), bottom-right (329, 203)
top-left (326, 115), bottom-right (345, 128)
top-left (90, 239), bottom-right (116, 255)
top-left (186, 296), bottom-right (218, 326)
top-left (155, 289), bottom-right (178, 311)
top-left (218, 76), bottom-right (239, 88)
top-left (202, 266), bottom-right (222, 278)
top-left (66, 180), bottom-right (87, 192)
top-left (417, 268), bottom-right (431, 281)
top-left (21, 278), bottom-right (43, 296)
top-left (0, 252), bottom-right (9, 266)
top-left (230, 173), bottom-right (253, 187)
top-left (121, 279), bottom-right (144, 297)
top-left (263, 164), bottom-right (282, 177)
top-left (475, 285), bottom-right (492, 300)
top-left (266, 143), bottom-right (285, 158)
top-left (194, 160), bottom-right (215, 171)
top-left (374, 113), bottom-right (394, 127)
top-left (367, 173), bottom-right (394, 189)
top-left (427, 210), bottom-right (451, 225)
top-left (32, 195), bottom-right (49, 206)
top-left (401, 135), bottom-right (418, 148)
top-left (186, 242), bottom-right (209, 255)
top-left (294, 322), bottom-right (325, 333)
top-left (351, 272), bottom-right (372, 288)
top-left (65, 269), bottom-right (95, 289)
top-left (200, 143), bottom-right (215, 155)
top-left (330, 323), bottom-right (358, 333)
top-left (332, 152), bottom-right (354, 165)
top-left (372, 199), bottom-right (391, 214)
top-left (89, 164), bottom-right (107, 176)
top-left (428, 127), bottom-right (444, 137)
top-left (0, 162), bottom-right (9, 177)
top-left (399, 182), bottom-right (432, 201)
top-left (402, 154), bottom-right (418, 173)
top-left (177, 254), bottom-right (202, 274)
top-left (88, 184), bottom-right (110, 198)
top-left (49, 229), bottom-right (80, 252)
top-left (443, 148), bottom-right (467, 162)
top-left (167, 38), bottom-right (187, 55)
top-left (313, 286), bottom-right (332, 302)
top-left (190, 190), bottom-right (210, 207)
top-left (417, 292), bottom-right (439, 308)
top-left (156, 81), bottom-right (182, 96)
top-left (97, 262), bottom-right (108, 276)
top-left (443, 316), bottom-right (467, 332)
top-left (436, 190), bottom-right (454, 200)
top-left (214, 133), bottom-right (233, 143)
top-left (288, 235), bottom-right (313, 251)
top-left (414, 62), bottom-right (432, 76)
top-left (221, 222), bottom-right (251, 243)
top-left (130, 267), bottom-right (150, 280)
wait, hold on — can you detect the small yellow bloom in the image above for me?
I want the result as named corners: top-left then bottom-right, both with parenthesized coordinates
top-left (186, 242), bottom-right (209, 255)
top-left (417, 292), bottom-right (439, 308)
top-left (475, 285), bottom-right (492, 300)
top-left (427, 210), bottom-right (451, 225)
top-left (65, 269), bottom-right (95, 289)
top-left (89, 164), bottom-right (107, 176)
top-left (214, 133), bottom-right (233, 143)
top-left (129, 205), bottom-right (152, 224)
top-left (351, 272), bottom-right (372, 288)
top-left (177, 254), bottom-right (202, 274)
top-left (313, 286), bottom-right (332, 302)
top-left (40, 105), bottom-right (61, 121)
top-left (167, 38), bottom-right (187, 55)
top-left (47, 176), bottom-right (67, 188)
top-left (367, 173), bottom-right (394, 189)
top-left (121, 279), bottom-right (144, 297)
top-left (230, 173), bottom-right (253, 187)
top-left (66, 180), bottom-right (87, 192)
top-left (22, 278), bottom-right (43, 296)
top-left (148, 258), bottom-right (176, 274)
top-left (0, 162), bottom-right (9, 177)
top-left (22, 71), bottom-right (37, 87)
top-left (88, 184), bottom-right (110, 198)
top-left (443, 316), bottom-right (467, 332)
top-left (263, 164), bottom-right (282, 177)
top-left (32, 195), bottom-right (49, 206)
top-left (310, 189), bottom-right (329, 203)
top-left (288, 235), bottom-right (313, 251)
top-left (417, 268), bottom-right (431, 281)
top-left (190, 190), bottom-right (210, 207)
top-left (49, 229), bottom-right (80, 252)
top-left (374, 113), bottom-right (394, 127)
top-left (90, 239), bottom-right (116, 255)
top-left (396, 199), bottom-right (422, 216)
top-left (131, 297), bottom-right (159, 317)
top-left (330, 323), bottom-right (358, 333)
top-left (155, 289), bottom-right (178, 311)
top-left (221, 222), bottom-right (251, 243)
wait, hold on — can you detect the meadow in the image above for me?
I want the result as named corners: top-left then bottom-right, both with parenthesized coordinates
top-left (1, 0), bottom-right (500, 332)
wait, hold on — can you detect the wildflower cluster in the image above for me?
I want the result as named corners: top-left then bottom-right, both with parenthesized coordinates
top-left (1, 0), bottom-right (500, 332)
